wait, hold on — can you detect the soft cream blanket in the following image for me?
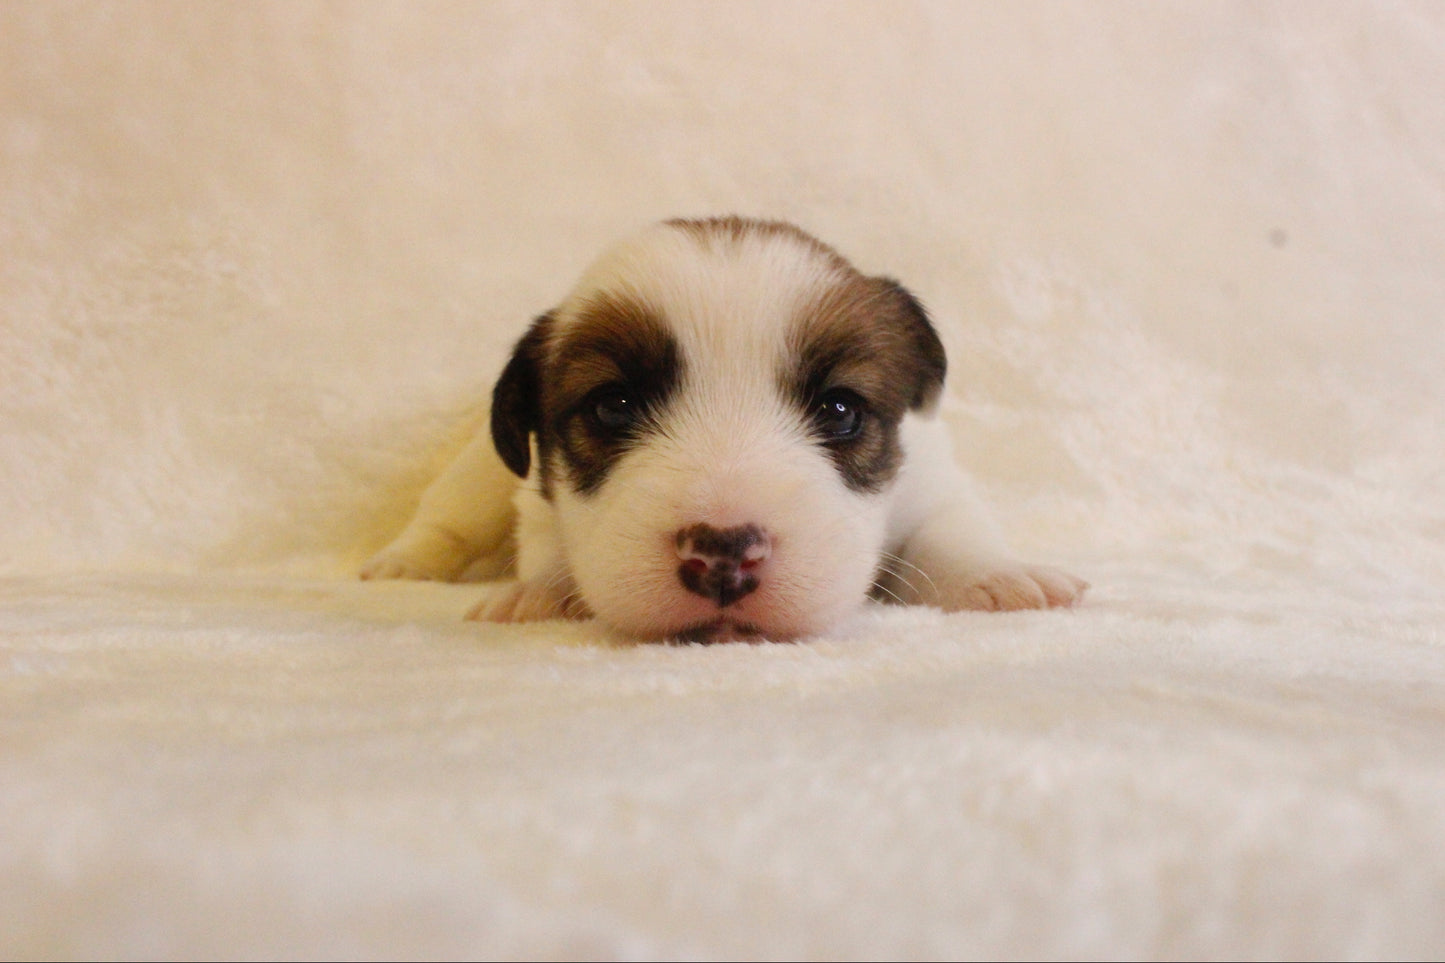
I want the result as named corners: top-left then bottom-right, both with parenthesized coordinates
top-left (3, 2), bottom-right (1442, 957)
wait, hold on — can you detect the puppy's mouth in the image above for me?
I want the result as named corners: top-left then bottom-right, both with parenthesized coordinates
top-left (669, 618), bottom-right (774, 645)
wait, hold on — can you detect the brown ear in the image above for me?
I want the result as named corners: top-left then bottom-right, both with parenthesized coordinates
top-left (490, 313), bottom-right (554, 478)
top-left (876, 278), bottom-right (947, 411)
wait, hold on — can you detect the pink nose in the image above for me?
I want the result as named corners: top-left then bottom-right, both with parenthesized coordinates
top-left (675, 523), bottom-right (771, 607)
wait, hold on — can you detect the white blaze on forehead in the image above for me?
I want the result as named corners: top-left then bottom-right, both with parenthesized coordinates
top-left (557, 221), bottom-right (850, 376)
top-left (566, 222), bottom-right (855, 475)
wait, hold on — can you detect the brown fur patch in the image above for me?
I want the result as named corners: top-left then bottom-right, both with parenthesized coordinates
top-left (786, 275), bottom-right (946, 492)
top-left (545, 292), bottom-right (682, 496)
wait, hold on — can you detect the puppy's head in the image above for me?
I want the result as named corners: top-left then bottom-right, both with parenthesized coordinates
top-left (492, 217), bottom-right (945, 640)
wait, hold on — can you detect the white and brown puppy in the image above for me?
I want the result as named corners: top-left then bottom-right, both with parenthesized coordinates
top-left (363, 217), bottom-right (1086, 641)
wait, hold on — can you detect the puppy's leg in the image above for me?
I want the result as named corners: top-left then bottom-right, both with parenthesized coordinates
top-left (891, 501), bottom-right (1088, 612)
top-left (886, 418), bottom-right (1087, 612)
top-left (361, 428), bottom-right (517, 582)
top-left (464, 481), bottom-right (590, 622)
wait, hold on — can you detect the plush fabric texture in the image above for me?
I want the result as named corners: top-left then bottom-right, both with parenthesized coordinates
top-left (3, 2), bottom-right (1443, 958)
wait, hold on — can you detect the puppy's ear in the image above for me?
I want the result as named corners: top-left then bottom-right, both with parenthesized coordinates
top-left (490, 313), bottom-right (554, 478)
top-left (877, 278), bottom-right (947, 411)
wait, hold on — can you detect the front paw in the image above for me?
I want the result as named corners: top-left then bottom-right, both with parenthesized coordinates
top-left (465, 579), bottom-right (590, 623)
top-left (360, 549), bottom-right (449, 582)
top-left (944, 565), bottom-right (1088, 612)
top-left (359, 526), bottom-right (471, 582)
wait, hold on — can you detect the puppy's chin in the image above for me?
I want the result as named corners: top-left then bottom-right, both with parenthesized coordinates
top-left (670, 619), bottom-right (769, 645)
top-left (630, 608), bottom-right (853, 645)
top-left (606, 599), bottom-right (857, 645)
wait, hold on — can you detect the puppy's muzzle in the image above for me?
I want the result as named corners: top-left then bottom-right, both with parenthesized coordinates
top-left (675, 523), bottom-right (771, 608)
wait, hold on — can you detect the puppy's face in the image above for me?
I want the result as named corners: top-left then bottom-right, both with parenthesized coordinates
top-left (493, 218), bottom-right (945, 640)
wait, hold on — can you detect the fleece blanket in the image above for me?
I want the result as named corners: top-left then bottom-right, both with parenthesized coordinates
top-left (3, 2), bottom-right (1443, 958)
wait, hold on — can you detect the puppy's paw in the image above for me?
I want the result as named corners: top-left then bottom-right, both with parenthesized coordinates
top-left (466, 579), bottom-right (589, 623)
top-left (943, 565), bottom-right (1088, 612)
top-left (360, 550), bottom-right (445, 582)
top-left (360, 526), bottom-right (470, 582)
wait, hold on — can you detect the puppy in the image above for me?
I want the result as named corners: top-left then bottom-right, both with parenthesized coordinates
top-left (362, 217), bottom-right (1086, 641)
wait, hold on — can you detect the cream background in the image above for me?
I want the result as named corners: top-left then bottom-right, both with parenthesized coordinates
top-left (3, 2), bottom-right (1443, 958)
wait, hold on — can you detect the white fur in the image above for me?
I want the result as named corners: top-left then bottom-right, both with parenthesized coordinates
top-left (363, 221), bottom-right (1086, 640)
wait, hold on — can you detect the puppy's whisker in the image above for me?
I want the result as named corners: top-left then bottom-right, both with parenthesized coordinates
top-left (869, 578), bottom-right (907, 606)
top-left (873, 550), bottom-right (939, 606)
top-left (526, 566), bottom-right (585, 618)
top-left (881, 551), bottom-right (936, 594)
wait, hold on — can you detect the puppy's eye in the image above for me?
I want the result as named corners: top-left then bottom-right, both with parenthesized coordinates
top-left (813, 388), bottom-right (866, 442)
top-left (587, 387), bottom-right (638, 434)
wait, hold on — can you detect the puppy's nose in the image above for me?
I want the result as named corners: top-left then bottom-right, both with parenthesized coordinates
top-left (675, 523), bottom-right (771, 607)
